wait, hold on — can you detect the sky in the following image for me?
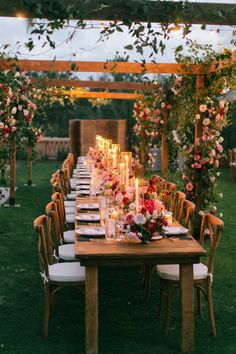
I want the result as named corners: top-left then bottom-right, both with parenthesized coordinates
top-left (0, 1), bottom-right (235, 79)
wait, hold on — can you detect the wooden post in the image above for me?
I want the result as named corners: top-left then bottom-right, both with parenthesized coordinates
top-left (162, 110), bottom-right (168, 176)
top-left (69, 120), bottom-right (79, 166)
top-left (180, 263), bottom-right (194, 352)
top-left (27, 145), bottom-right (32, 186)
top-left (86, 267), bottom-right (98, 354)
top-left (9, 137), bottom-right (16, 206)
top-left (194, 74), bottom-right (205, 237)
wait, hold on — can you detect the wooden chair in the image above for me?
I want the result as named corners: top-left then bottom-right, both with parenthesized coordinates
top-left (156, 177), bottom-right (166, 195)
top-left (178, 199), bottom-right (196, 233)
top-left (51, 192), bottom-right (75, 243)
top-left (46, 201), bottom-right (76, 261)
top-left (162, 182), bottom-right (176, 210)
top-left (172, 191), bottom-right (186, 222)
top-left (33, 215), bottom-right (84, 338)
top-left (156, 213), bottom-right (224, 336)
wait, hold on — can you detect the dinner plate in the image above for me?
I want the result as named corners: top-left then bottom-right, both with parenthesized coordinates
top-left (76, 180), bottom-right (91, 185)
top-left (78, 203), bottom-right (99, 210)
top-left (77, 190), bottom-right (90, 196)
top-left (150, 235), bottom-right (163, 241)
top-left (163, 226), bottom-right (189, 235)
top-left (76, 214), bottom-right (100, 222)
top-left (76, 226), bottom-right (105, 237)
top-left (76, 185), bottom-right (91, 190)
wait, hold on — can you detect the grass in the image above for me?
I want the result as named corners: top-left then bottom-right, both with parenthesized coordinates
top-left (0, 161), bottom-right (235, 354)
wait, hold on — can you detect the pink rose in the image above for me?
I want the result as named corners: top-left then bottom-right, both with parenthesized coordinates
top-left (161, 102), bottom-right (166, 108)
top-left (154, 109), bottom-right (161, 115)
top-left (11, 107), bottom-right (17, 115)
top-left (186, 182), bottom-right (193, 191)
top-left (217, 144), bottom-right (223, 153)
top-left (167, 104), bottom-right (172, 110)
top-left (125, 211), bottom-right (135, 225)
top-left (215, 114), bottom-right (222, 122)
top-left (199, 104), bottom-right (207, 112)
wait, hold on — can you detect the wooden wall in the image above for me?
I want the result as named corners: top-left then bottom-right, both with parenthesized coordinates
top-left (69, 119), bottom-right (127, 159)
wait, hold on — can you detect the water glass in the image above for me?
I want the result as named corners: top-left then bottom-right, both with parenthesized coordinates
top-left (105, 218), bottom-right (116, 241)
top-left (100, 207), bottom-right (109, 226)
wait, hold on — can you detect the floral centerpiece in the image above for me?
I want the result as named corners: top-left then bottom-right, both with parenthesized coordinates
top-left (125, 198), bottom-right (167, 244)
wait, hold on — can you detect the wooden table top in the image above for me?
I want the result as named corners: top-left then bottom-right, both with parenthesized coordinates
top-left (74, 196), bottom-right (206, 267)
top-left (75, 237), bottom-right (206, 267)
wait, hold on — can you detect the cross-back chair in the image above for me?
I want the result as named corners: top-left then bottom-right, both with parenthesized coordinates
top-left (51, 192), bottom-right (75, 244)
top-left (156, 213), bottom-right (224, 336)
top-left (178, 199), bottom-right (196, 233)
top-left (162, 182), bottom-right (176, 210)
top-left (33, 215), bottom-right (84, 338)
top-left (46, 201), bottom-right (76, 261)
top-left (171, 191), bottom-right (186, 222)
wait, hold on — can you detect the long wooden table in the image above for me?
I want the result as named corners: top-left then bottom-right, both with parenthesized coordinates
top-left (75, 234), bottom-right (206, 354)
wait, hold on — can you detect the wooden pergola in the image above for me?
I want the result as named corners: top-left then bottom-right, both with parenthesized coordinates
top-left (1, 53), bottom-right (235, 207)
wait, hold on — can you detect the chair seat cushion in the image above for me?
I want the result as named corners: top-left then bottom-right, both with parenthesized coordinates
top-left (66, 193), bottom-right (76, 200)
top-left (65, 206), bottom-right (75, 214)
top-left (49, 262), bottom-right (85, 282)
top-left (59, 244), bottom-right (75, 261)
top-left (64, 230), bottom-right (75, 243)
top-left (70, 178), bottom-right (77, 190)
top-left (156, 263), bottom-right (208, 281)
top-left (66, 213), bottom-right (75, 224)
top-left (64, 200), bottom-right (75, 207)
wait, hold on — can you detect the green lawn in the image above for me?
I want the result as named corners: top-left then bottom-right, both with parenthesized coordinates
top-left (0, 161), bottom-right (235, 354)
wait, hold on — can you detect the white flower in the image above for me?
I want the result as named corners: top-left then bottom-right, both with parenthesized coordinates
top-left (23, 109), bottom-right (29, 117)
top-left (219, 213), bottom-right (223, 217)
top-left (195, 114), bottom-right (201, 120)
top-left (134, 213), bottom-right (146, 225)
top-left (218, 137), bottom-right (224, 143)
top-left (199, 210), bottom-right (204, 216)
top-left (0, 122), bottom-right (4, 129)
top-left (129, 203), bottom-right (136, 210)
top-left (212, 206), bottom-right (217, 211)
top-left (218, 193), bottom-right (223, 198)
top-left (216, 172), bottom-right (221, 176)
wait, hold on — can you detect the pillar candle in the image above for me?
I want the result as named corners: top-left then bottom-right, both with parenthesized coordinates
top-left (125, 155), bottom-right (129, 187)
top-left (135, 178), bottom-right (139, 212)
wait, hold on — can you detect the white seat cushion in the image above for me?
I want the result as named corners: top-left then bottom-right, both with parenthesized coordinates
top-left (64, 230), bottom-right (75, 243)
top-left (66, 193), bottom-right (76, 200)
top-left (64, 200), bottom-right (75, 207)
top-left (70, 178), bottom-right (77, 190)
top-left (156, 263), bottom-right (208, 281)
top-left (59, 244), bottom-right (76, 261)
top-left (65, 206), bottom-right (75, 214)
top-left (49, 262), bottom-right (85, 282)
top-left (66, 213), bottom-right (75, 224)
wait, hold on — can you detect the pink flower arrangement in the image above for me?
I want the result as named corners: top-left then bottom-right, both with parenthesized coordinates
top-left (125, 201), bottom-right (168, 243)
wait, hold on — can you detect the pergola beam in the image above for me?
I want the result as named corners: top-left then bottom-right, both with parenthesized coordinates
top-left (30, 78), bottom-right (160, 91)
top-left (0, 59), bottom-right (203, 74)
top-left (1, 1), bottom-right (236, 25)
top-left (60, 91), bottom-right (144, 100)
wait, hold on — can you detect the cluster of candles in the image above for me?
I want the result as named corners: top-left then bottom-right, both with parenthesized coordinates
top-left (95, 135), bottom-right (140, 212)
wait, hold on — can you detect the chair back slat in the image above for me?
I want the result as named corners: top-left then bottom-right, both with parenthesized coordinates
top-left (34, 215), bottom-right (50, 278)
top-left (199, 213), bottom-right (224, 275)
top-left (172, 191), bottom-right (186, 222)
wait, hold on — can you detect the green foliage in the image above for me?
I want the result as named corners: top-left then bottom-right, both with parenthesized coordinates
top-left (56, 147), bottom-right (69, 161)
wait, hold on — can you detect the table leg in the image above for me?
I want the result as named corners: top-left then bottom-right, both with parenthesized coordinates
top-left (180, 264), bottom-right (194, 352)
top-left (86, 266), bottom-right (98, 354)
